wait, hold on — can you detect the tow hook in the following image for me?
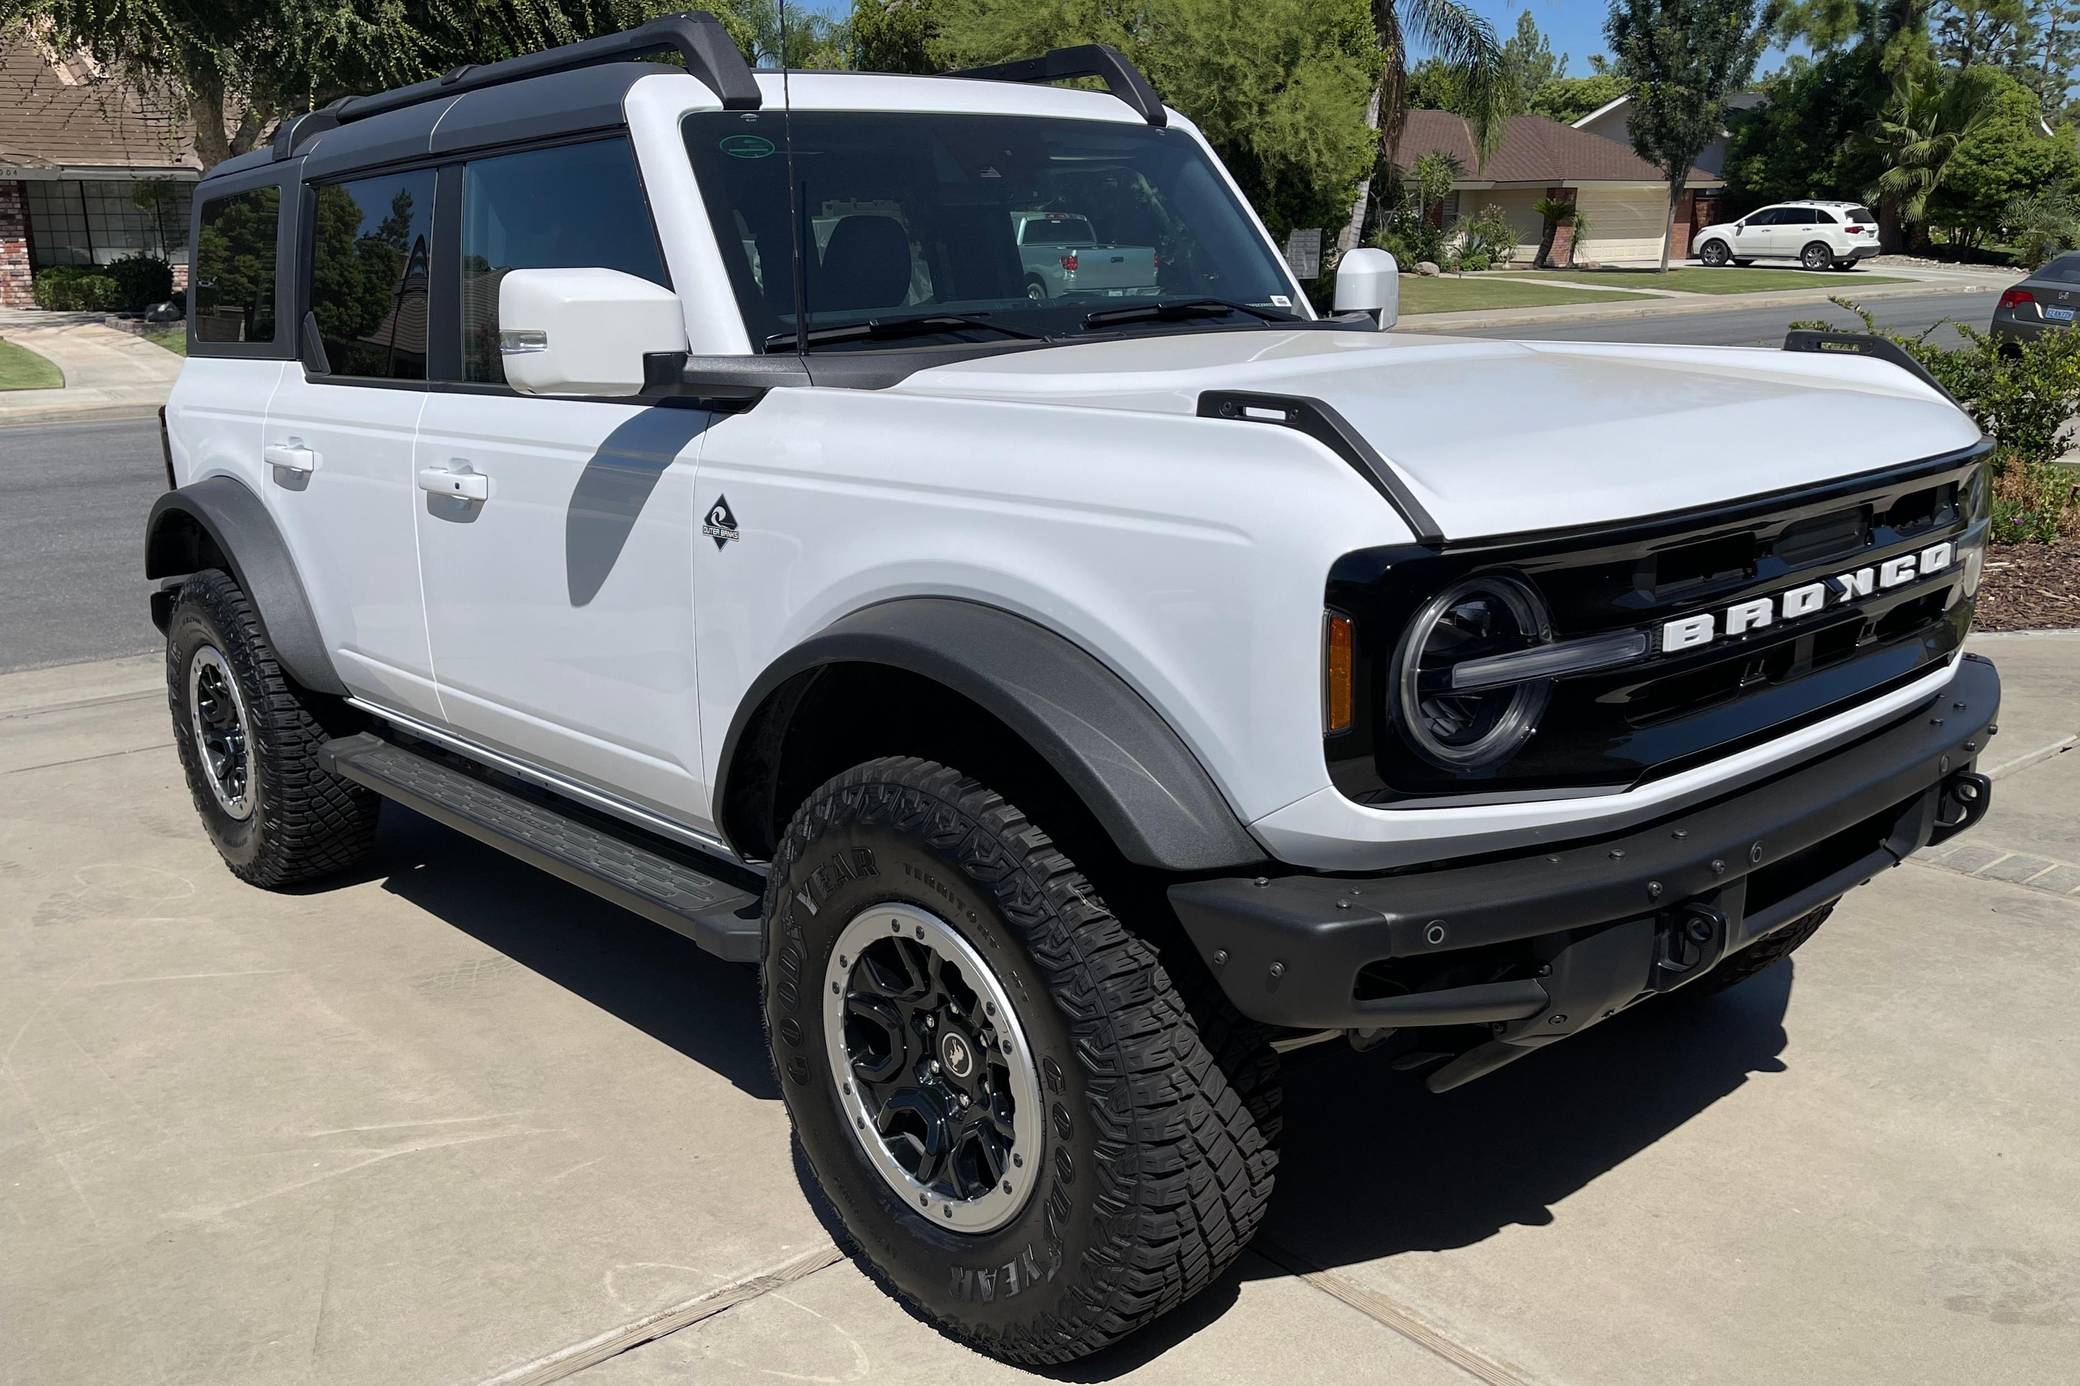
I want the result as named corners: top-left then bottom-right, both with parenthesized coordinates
top-left (1931, 770), bottom-right (1992, 845)
top-left (1655, 903), bottom-right (1727, 981)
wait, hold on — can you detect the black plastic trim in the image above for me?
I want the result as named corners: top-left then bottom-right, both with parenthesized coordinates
top-left (1169, 655), bottom-right (2000, 1031)
top-left (715, 598), bottom-right (1265, 872)
top-left (278, 13), bottom-right (757, 163)
top-left (947, 44), bottom-right (1167, 126)
top-left (1197, 390), bottom-right (1444, 544)
top-left (1783, 329), bottom-right (1963, 409)
top-left (144, 477), bottom-right (345, 696)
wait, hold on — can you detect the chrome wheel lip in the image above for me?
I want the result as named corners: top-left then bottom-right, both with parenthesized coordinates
top-left (823, 902), bottom-right (1042, 1235)
top-left (187, 644), bottom-right (255, 820)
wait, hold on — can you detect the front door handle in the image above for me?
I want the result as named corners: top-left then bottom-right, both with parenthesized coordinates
top-left (417, 463), bottom-right (491, 502)
top-left (264, 439), bottom-right (318, 473)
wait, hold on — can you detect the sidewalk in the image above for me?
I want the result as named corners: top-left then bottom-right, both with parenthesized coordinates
top-left (2, 636), bottom-right (2075, 1385)
top-left (1403, 266), bottom-right (1997, 332)
top-left (0, 307), bottom-right (181, 426)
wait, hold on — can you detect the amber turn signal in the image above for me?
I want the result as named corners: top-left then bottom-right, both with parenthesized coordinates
top-left (1322, 612), bottom-right (1354, 734)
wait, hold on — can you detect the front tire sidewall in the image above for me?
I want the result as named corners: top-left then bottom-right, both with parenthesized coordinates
top-left (168, 592), bottom-right (269, 871)
top-left (764, 781), bottom-right (1098, 1342)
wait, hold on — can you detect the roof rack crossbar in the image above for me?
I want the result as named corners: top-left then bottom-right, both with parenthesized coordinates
top-left (946, 44), bottom-right (1166, 127)
top-left (273, 12), bottom-right (759, 161)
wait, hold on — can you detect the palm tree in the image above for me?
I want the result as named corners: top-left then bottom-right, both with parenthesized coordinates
top-left (1337, 0), bottom-right (1507, 254)
top-left (1866, 66), bottom-right (2000, 252)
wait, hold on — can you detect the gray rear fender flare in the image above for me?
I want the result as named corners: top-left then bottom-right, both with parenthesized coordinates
top-left (145, 476), bottom-right (345, 697)
top-left (716, 598), bottom-right (1267, 873)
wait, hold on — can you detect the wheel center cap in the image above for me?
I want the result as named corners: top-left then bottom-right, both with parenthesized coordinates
top-left (938, 1030), bottom-right (975, 1080)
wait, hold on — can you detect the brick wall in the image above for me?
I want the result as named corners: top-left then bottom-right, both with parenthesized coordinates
top-left (0, 180), bottom-right (31, 307)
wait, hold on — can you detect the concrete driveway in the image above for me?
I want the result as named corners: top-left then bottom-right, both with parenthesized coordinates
top-left (4, 636), bottom-right (2076, 1385)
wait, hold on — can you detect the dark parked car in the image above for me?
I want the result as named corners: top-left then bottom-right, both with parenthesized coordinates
top-left (1991, 252), bottom-right (2080, 349)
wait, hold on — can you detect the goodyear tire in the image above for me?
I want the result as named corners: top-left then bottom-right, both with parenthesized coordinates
top-left (1681, 902), bottom-right (1834, 1000)
top-left (762, 756), bottom-right (1277, 1364)
top-left (167, 569), bottom-right (378, 887)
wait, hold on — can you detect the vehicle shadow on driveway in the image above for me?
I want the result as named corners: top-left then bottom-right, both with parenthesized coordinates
top-left (363, 807), bottom-right (779, 1100)
top-left (1261, 967), bottom-right (1793, 1269)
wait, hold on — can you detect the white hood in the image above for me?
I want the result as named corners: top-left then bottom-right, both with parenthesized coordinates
top-left (889, 329), bottom-right (1983, 540)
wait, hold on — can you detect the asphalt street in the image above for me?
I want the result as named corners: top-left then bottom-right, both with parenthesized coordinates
top-left (0, 283), bottom-right (2008, 674)
top-left (0, 416), bottom-right (165, 673)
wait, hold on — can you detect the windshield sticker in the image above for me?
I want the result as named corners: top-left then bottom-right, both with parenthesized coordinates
top-left (719, 134), bottom-right (776, 159)
top-left (1270, 295), bottom-right (1292, 308)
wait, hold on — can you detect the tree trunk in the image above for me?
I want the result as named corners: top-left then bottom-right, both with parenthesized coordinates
top-left (189, 78), bottom-right (233, 171)
top-left (1878, 192), bottom-right (1907, 253)
top-left (1660, 177), bottom-right (1684, 272)
top-left (1338, 80), bottom-right (1385, 255)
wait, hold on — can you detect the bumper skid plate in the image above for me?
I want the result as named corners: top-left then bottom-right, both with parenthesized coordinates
top-left (1170, 655), bottom-right (2000, 1089)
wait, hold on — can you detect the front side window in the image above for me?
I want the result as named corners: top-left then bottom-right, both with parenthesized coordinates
top-left (458, 137), bottom-right (667, 384)
top-left (309, 170), bottom-right (435, 379)
top-left (684, 111), bottom-right (1300, 351)
top-left (193, 185), bottom-right (281, 344)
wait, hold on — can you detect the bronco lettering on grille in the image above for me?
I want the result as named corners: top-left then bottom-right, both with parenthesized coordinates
top-left (1659, 541), bottom-right (1955, 654)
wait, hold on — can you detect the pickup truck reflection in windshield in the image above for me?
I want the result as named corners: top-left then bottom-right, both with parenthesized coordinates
top-left (1013, 212), bottom-right (1159, 302)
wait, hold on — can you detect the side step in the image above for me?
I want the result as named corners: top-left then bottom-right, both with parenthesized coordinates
top-left (318, 732), bottom-right (763, 962)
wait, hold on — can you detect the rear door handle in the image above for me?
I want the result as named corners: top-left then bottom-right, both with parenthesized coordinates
top-left (264, 439), bottom-right (318, 473)
top-left (417, 463), bottom-right (491, 502)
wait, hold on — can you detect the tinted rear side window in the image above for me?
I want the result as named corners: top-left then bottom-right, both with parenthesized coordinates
top-left (193, 186), bottom-right (281, 344)
top-left (1846, 206), bottom-right (1877, 223)
top-left (457, 137), bottom-right (666, 384)
top-left (309, 170), bottom-right (436, 380)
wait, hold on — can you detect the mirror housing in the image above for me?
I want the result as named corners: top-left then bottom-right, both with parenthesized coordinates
top-left (498, 268), bottom-right (688, 397)
top-left (1333, 248), bottom-right (1399, 330)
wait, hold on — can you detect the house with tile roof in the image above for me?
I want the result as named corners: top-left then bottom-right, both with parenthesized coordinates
top-left (0, 35), bottom-right (202, 306)
top-left (1392, 110), bottom-right (1727, 265)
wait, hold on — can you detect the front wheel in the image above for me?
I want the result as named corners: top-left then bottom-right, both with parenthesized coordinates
top-left (167, 569), bottom-right (378, 886)
top-left (762, 756), bottom-right (1277, 1364)
top-left (1697, 239), bottom-right (1731, 267)
top-left (1801, 241), bottom-right (1833, 270)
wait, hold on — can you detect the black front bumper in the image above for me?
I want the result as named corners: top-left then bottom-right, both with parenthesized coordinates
top-left (1170, 655), bottom-right (2000, 1084)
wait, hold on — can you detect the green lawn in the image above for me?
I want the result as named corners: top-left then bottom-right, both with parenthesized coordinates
top-left (1398, 275), bottom-right (1655, 315)
top-left (143, 326), bottom-right (188, 356)
top-left (1518, 267), bottom-right (1909, 295)
top-left (0, 338), bottom-right (63, 391)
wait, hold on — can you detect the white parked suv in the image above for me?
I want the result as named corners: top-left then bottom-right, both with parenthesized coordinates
top-left (150, 17), bottom-right (1999, 1364)
top-left (1693, 199), bottom-right (1882, 270)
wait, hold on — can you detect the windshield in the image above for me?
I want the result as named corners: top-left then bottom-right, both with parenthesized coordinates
top-left (683, 111), bottom-right (1303, 351)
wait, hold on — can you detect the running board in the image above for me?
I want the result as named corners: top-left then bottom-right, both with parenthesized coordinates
top-left (318, 732), bottom-right (763, 962)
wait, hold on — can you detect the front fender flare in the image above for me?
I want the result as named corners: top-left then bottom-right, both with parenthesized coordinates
top-left (145, 477), bottom-right (344, 696)
top-left (717, 598), bottom-right (1266, 873)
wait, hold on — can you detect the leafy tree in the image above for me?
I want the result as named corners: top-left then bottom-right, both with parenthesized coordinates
top-left (2018, 0), bottom-right (2080, 114)
top-left (848, 0), bottom-right (942, 71)
top-left (1606, 0), bottom-right (1770, 270)
top-left (1724, 51), bottom-right (1882, 207)
top-left (4, 1), bottom-right (761, 169)
top-left (1866, 64), bottom-right (2004, 247)
top-left (1928, 69), bottom-right (2080, 244)
top-left (1931, 0), bottom-right (2031, 67)
top-left (1527, 72), bottom-right (1629, 123)
top-left (1406, 12), bottom-right (1566, 118)
top-left (2001, 188), bottom-right (2080, 261)
top-left (931, 0), bottom-right (1382, 237)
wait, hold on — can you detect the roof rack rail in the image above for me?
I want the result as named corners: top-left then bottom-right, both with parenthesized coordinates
top-left (946, 44), bottom-right (1166, 127)
top-left (272, 12), bottom-right (760, 161)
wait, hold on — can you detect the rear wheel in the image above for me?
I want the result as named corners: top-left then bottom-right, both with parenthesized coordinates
top-left (1024, 276), bottom-right (1048, 301)
top-left (763, 756), bottom-right (1277, 1364)
top-left (1697, 239), bottom-right (1731, 267)
top-left (1801, 241), bottom-right (1832, 270)
top-left (1678, 903), bottom-right (1835, 1000)
top-left (167, 569), bottom-right (378, 886)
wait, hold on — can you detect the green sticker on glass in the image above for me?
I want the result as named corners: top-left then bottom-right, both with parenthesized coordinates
top-left (720, 134), bottom-right (776, 159)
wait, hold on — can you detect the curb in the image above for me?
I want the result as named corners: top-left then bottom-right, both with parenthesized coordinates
top-left (1400, 274), bottom-right (1994, 332)
top-left (0, 402), bottom-right (163, 429)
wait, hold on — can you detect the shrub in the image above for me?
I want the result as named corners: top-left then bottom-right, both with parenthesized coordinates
top-left (105, 253), bottom-right (174, 311)
top-left (1455, 203), bottom-right (1519, 267)
top-left (1990, 454), bottom-right (2080, 543)
top-left (1370, 199), bottom-right (1446, 269)
top-left (30, 265), bottom-right (123, 312)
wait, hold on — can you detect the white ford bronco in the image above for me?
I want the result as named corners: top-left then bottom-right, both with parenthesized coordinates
top-left (149, 15), bottom-right (2001, 1363)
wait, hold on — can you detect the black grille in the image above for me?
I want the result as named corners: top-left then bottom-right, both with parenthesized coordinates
top-left (1326, 447), bottom-right (1989, 804)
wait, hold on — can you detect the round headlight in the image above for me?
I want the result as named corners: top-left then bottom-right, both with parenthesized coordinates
top-left (1395, 574), bottom-right (1553, 768)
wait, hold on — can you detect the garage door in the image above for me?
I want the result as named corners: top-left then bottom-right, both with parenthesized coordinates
top-left (1575, 186), bottom-right (1673, 263)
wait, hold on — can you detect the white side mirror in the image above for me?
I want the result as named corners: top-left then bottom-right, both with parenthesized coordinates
top-left (1333, 248), bottom-right (1399, 331)
top-left (498, 268), bottom-right (687, 397)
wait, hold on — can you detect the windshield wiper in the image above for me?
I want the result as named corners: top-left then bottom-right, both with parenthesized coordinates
top-left (765, 313), bottom-right (1044, 352)
top-left (1080, 297), bottom-right (1298, 330)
